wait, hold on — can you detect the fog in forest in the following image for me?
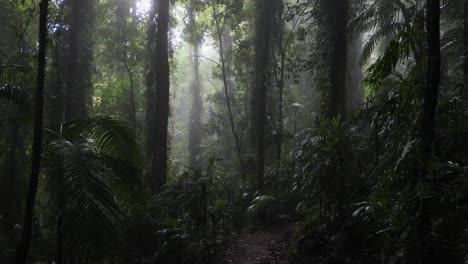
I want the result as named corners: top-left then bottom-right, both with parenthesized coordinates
top-left (1, 0), bottom-right (467, 263)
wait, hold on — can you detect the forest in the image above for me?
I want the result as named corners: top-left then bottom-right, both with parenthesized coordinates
top-left (0, 0), bottom-right (467, 263)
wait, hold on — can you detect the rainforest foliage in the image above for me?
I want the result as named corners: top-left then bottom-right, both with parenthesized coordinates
top-left (0, 0), bottom-right (467, 263)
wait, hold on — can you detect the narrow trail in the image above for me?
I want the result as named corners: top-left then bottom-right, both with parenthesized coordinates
top-left (218, 224), bottom-right (296, 264)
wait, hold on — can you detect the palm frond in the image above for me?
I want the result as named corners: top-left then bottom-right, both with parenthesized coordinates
top-left (352, 0), bottom-right (420, 66)
top-left (0, 84), bottom-right (31, 107)
top-left (43, 116), bottom-right (144, 260)
top-left (364, 20), bottom-right (420, 91)
top-left (0, 64), bottom-right (33, 84)
top-left (46, 140), bottom-right (121, 259)
top-left (61, 116), bottom-right (144, 166)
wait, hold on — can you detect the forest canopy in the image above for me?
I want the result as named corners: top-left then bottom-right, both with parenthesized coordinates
top-left (0, 0), bottom-right (467, 263)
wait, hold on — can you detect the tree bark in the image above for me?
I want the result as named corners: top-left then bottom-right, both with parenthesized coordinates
top-left (273, 0), bottom-right (284, 165)
top-left (145, 8), bottom-right (157, 162)
top-left (326, 0), bottom-right (348, 118)
top-left (422, 0), bottom-right (441, 154)
top-left (417, 1), bottom-right (440, 262)
top-left (15, 0), bottom-right (49, 263)
top-left (151, 0), bottom-right (170, 191)
top-left (464, 0), bottom-right (468, 88)
top-left (0, 123), bottom-right (20, 240)
top-left (253, 0), bottom-right (274, 190)
top-left (49, 23), bottom-right (65, 264)
top-left (64, 0), bottom-right (94, 121)
top-left (346, 36), bottom-right (364, 111)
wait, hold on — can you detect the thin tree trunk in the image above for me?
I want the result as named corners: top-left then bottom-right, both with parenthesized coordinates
top-left (291, 108), bottom-right (298, 174)
top-left (130, 72), bottom-right (136, 129)
top-left (151, 0), bottom-right (170, 191)
top-left (15, 0), bottom-right (49, 262)
top-left (124, 64), bottom-right (137, 130)
top-left (210, 3), bottom-right (243, 174)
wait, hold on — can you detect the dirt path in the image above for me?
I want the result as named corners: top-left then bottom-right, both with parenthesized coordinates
top-left (218, 224), bottom-right (296, 264)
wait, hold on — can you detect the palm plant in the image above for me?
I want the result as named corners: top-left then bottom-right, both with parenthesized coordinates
top-left (1, 84), bottom-right (144, 262)
top-left (43, 116), bottom-right (144, 262)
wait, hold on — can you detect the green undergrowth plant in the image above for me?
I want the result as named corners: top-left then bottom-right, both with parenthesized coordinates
top-left (122, 157), bottom-right (251, 264)
top-left (292, 38), bottom-right (468, 263)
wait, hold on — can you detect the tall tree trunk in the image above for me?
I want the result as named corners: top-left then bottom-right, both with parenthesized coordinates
top-left (51, 27), bottom-right (65, 264)
top-left (326, 0), bottom-right (348, 118)
top-left (418, 1), bottom-right (441, 263)
top-left (422, 0), bottom-right (441, 154)
top-left (151, 0), bottom-right (170, 191)
top-left (15, 0), bottom-right (49, 262)
top-left (0, 123), bottom-right (20, 240)
top-left (346, 36), bottom-right (364, 111)
top-left (464, 0), bottom-right (468, 88)
top-left (253, 0), bottom-right (274, 191)
top-left (188, 4), bottom-right (203, 166)
top-left (275, 0), bottom-right (284, 164)
top-left (64, 0), bottom-right (94, 120)
top-left (145, 8), bottom-right (157, 162)
top-left (188, 45), bottom-right (202, 166)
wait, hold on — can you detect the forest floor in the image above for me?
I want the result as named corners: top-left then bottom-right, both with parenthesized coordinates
top-left (217, 223), bottom-right (297, 264)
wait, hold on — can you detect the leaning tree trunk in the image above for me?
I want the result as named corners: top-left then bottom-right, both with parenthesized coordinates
top-left (210, 2), bottom-right (243, 175)
top-left (151, 0), bottom-right (170, 191)
top-left (15, 0), bottom-right (49, 263)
